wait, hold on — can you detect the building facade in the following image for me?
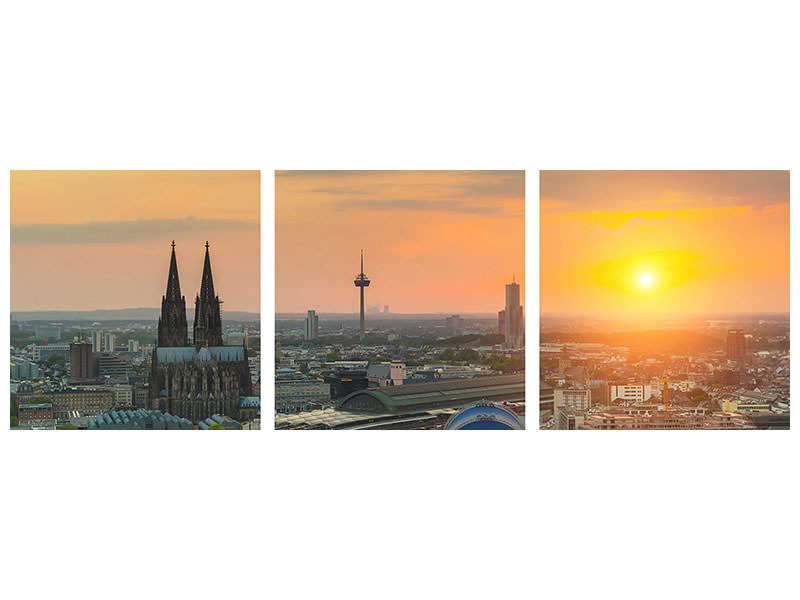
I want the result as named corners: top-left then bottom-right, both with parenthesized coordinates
top-left (304, 310), bottom-right (319, 341)
top-left (446, 315), bottom-right (464, 336)
top-left (32, 344), bottom-right (71, 362)
top-left (45, 388), bottom-right (114, 420)
top-left (609, 384), bottom-right (660, 404)
top-left (504, 280), bottom-right (523, 349)
top-left (69, 343), bottom-right (97, 379)
top-left (726, 329), bottom-right (746, 361)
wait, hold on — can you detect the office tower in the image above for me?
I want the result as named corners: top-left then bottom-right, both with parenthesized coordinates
top-left (103, 333), bottom-right (117, 352)
top-left (446, 315), bottom-right (464, 336)
top-left (304, 310), bottom-right (319, 341)
top-left (504, 278), bottom-right (523, 349)
top-left (69, 342), bottom-right (96, 379)
top-left (383, 305), bottom-right (389, 314)
top-left (91, 329), bottom-right (103, 353)
top-left (498, 309), bottom-right (505, 335)
top-left (727, 329), bottom-right (746, 360)
top-left (353, 250), bottom-right (371, 340)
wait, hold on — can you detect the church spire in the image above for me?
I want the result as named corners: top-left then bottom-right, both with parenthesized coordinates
top-left (193, 241), bottom-right (223, 348)
top-left (157, 241), bottom-right (188, 347)
top-left (199, 240), bottom-right (216, 301)
top-left (165, 240), bottom-right (182, 301)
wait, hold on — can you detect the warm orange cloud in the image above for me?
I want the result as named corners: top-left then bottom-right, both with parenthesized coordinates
top-left (541, 171), bottom-right (789, 314)
top-left (276, 171), bottom-right (524, 313)
top-left (10, 171), bottom-right (260, 312)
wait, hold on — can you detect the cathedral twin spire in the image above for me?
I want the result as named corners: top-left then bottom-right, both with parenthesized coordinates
top-left (158, 241), bottom-right (223, 348)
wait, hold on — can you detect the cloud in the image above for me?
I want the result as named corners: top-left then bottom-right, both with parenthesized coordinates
top-left (616, 215), bottom-right (678, 229)
top-left (11, 216), bottom-right (258, 245)
top-left (336, 198), bottom-right (507, 214)
top-left (541, 170), bottom-right (789, 213)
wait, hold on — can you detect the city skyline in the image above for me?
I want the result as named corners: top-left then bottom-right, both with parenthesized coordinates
top-left (10, 170), bottom-right (260, 312)
top-left (276, 171), bottom-right (525, 313)
top-left (540, 171), bottom-right (789, 315)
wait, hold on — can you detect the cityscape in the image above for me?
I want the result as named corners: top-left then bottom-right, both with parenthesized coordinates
top-left (540, 171), bottom-right (790, 430)
top-left (275, 170), bottom-right (525, 429)
top-left (10, 171), bottom-right (261, 430)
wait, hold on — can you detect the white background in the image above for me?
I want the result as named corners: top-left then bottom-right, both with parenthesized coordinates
top-left (1, 1), bottom-right (798, 599)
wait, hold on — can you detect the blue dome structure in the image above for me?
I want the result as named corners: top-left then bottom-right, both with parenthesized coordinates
top-left (444, 402), bottom-right (523, 430)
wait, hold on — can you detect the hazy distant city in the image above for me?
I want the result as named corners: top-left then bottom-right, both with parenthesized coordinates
top-left (540, 313), bottom-right (789, 430)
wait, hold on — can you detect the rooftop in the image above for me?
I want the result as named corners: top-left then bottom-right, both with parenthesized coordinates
top-left (338, 374), bottom-right (525, 414)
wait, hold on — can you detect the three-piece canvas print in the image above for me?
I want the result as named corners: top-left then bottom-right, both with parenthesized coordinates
top-left (8, 170), bottom-right (790, 430)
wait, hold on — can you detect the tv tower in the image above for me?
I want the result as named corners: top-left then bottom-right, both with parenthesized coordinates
top-left (354, 249), bottom-right (371, 340)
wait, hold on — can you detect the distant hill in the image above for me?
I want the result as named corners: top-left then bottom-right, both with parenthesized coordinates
top-left (11, 308), bottom-right (260, 322)
top-left (540, 330), bottom-right (723, 355)
top-left (275, 312), bottom-right (497, 320)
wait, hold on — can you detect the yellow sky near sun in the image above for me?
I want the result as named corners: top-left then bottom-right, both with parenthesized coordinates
top-left (276, 171), bottom-right (525, 313)
top-left (11, 171), bottom-right (260, 312)
top-left (540, 171), bottom-right (789, 314)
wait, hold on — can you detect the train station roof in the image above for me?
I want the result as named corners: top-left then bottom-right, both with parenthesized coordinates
top-left (337, 374), bottom-right (525, 414)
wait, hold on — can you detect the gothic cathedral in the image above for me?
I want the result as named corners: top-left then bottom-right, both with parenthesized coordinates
top-left (149, 242), bottom-right (252, 422)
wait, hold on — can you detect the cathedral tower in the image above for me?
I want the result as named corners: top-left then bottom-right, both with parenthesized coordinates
top-left (157, 241), bottom-right (188, 346)
top-left (193, 241), bottom-right (224, 347)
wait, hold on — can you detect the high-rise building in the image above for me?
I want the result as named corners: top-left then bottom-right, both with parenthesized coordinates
top-left (69, 343), bottom-right (97, 379)
top-left (91, 330), bottom-right (103, 353)
top-left (504, 279), bottom-right (523, 349)
top-left (103, 333), bottom-right (117, 352)
top-left (383, 305), bottom-right (389, 314)
top-left (727, 329), bottom-right (746, 360)
top-left (353, 250), bottom-right (371, 340)
top-left (446, 315), bottom-right (464, 336)
top-left (304, 310), bottom-right (319, 341)
top-left (498, 309), bottom-right (505, 335)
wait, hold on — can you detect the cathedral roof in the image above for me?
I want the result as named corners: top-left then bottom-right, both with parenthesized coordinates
top-left (156, 345), bottom-right (246, 364)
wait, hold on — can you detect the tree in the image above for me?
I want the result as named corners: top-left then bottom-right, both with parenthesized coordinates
top-left (488, 355), bottom-right (525, 374)
top-left (686, 388), bottom-right (709, 406)
top-left (326, 352), bottom-right (342, 362)
top-left (45, 354), bottom-right (66, 368)
top-left (58, 423), bottom-right (78, 430)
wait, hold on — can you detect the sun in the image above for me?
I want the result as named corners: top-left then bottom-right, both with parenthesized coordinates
top-left (638, 273), bottom-right (654, 288)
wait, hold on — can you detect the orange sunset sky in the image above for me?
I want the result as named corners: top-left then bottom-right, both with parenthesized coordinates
top-left (541, 170), bottom-right (789, 315)
top-left (276, 171), bottom-right (525, 314)
top-left (11, 171), bottom-right (260, 313)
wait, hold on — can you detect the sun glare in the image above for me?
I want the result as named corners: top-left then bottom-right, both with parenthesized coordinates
top-left (639, 273), bottom-right (654, 287)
